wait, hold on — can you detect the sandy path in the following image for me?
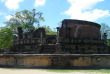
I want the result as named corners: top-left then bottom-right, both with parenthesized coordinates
top-left (0, 68), bottom-right (108, 74)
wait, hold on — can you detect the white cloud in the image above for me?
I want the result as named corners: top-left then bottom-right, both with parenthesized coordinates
top-left (65, 0), bottom-right (110, 21)
top-left (34, 0), bottom-right (46, 7)
top-left (5, 14), bottom-right (24, 22)
top-left (5, 15), bottom-right (12, 20)
top-left (5, 0), bottom-right (23, 10)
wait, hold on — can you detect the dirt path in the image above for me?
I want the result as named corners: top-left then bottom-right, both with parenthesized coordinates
top-left (0, 68), bottom-right (108, 74)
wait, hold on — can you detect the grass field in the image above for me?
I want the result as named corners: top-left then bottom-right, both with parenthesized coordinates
top-left (46, 69), bottom-right (110, 73)
top-left (1, 68), bottom-right (110, 74)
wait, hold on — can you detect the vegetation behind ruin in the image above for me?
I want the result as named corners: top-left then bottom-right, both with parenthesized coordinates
top-left (0, 9), bottom-right (110, 50)
top-left (0, 9), bottom-right (56, 50)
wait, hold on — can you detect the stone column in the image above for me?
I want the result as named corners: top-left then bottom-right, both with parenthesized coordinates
top-left (102, 33), bottom-right (107, 45)
top-left (68, 27), bottom-right (71, 44)
top-left (80, 30), bottom-right (83, 39)
top-left (13, 34), bottom-right (17, 45)
top-left (40, 31), bottom-right (43, 44)
top-left (17, 27), bottom-right (23, 53)
top-left (17, 27), bottom-right (23, 40)
top-left (65, 23), bottom-right (68, 38)
top-left (30, 30), bottom-right (34, 52)
top-left (55, 27), bottom-right (61, 53)
top-left (57, 27), bottom-right (60, 43)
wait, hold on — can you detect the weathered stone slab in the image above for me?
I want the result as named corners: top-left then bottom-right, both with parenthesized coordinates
top-left (0, 54), bottom-right (110, 68)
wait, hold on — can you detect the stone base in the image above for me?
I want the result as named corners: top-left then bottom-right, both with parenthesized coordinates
top-left (0, 54), bottom-right (110, 68)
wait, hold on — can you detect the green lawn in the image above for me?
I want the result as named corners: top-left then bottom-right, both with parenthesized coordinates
top-left (1, 68), bottom-right (110, 73)
top-left (46, 69), bottom-right (110, 73)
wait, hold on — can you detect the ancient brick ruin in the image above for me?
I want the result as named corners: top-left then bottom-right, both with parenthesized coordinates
top-left (0, 19), bottom-right (110, 68)
top-left (8, 19), bottom-right (109, 54)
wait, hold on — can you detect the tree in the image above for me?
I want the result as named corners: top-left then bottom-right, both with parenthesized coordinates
top-left (107, 39), bottom-right (110, 46)
top-left (100, 23), bottom-right (110, 46)
top-left (5, 9), bottom-right (44, 33)
top-left (0, 27), bottom-right (13, 50)
top-left (0, 9), bottom-right (44, 50)
top-left (40, 26), bottom-right (57, 35)
top-left (100, 23), bottom-right (110, 38)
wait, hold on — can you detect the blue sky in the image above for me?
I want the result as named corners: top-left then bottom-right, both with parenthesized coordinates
top-left (0, 0), bottom-right (110, 30)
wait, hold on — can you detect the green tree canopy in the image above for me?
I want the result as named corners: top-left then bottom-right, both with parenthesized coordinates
top-left (5, 9), bottom-right (44, 33)
top-left (40, 26), bottom-right (57, 35)
top-left (100, 23), bottom-right (110, 38)
top-left (0, 9), bottom-right (57, 50)
top-left (0, 27), bottom-right (13, 49)
top-left (100, 23), bottom-right (110, 46)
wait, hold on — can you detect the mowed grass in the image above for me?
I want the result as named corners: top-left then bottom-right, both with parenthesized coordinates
top-left (46, 69), bottom-right (110, 73)
top-left (1, 68), bottom-right (110, 73)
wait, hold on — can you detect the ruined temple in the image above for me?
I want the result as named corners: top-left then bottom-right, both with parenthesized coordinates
top-left (0, 19), bottom-right (110, 68)
top-left (9, 19), bottom-right (109, 54)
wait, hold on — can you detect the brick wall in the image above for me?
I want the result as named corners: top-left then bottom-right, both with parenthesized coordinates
top-left (0, 54), bottom-right (110, 68)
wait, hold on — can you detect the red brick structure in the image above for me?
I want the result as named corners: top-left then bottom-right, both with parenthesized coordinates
top-left (0, 19), bottom-right (110, 68)
top-left (60, 19), bottom-right (101, 40)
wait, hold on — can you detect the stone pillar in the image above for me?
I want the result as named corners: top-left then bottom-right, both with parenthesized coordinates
top-left (80, 30), bottom-right (83, 39)
top-left (24, 33), bottom-right (28, 39)
top-left (30, 30), bottom-right (34, 51)
top-left (30, 30), bottom-right (34, 39)
top-left (55, 27), bottom-right (62, 53)
top-left (13, 34), bottom-right (17, 45)
top-left (57, 27), bottom-right (60, 43)
top-left (102, 33), bottom-right (107, 45)
top-left (17, 27), bottom-right (23, 52)
top-left (65, 23), bottom-right (68, 38)
top-left (40, 31), bottom-right (43, 44)
top-left (17, 27), bottom-right (23, 40)
top-left (68, 27), bottom-right (71, 44)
